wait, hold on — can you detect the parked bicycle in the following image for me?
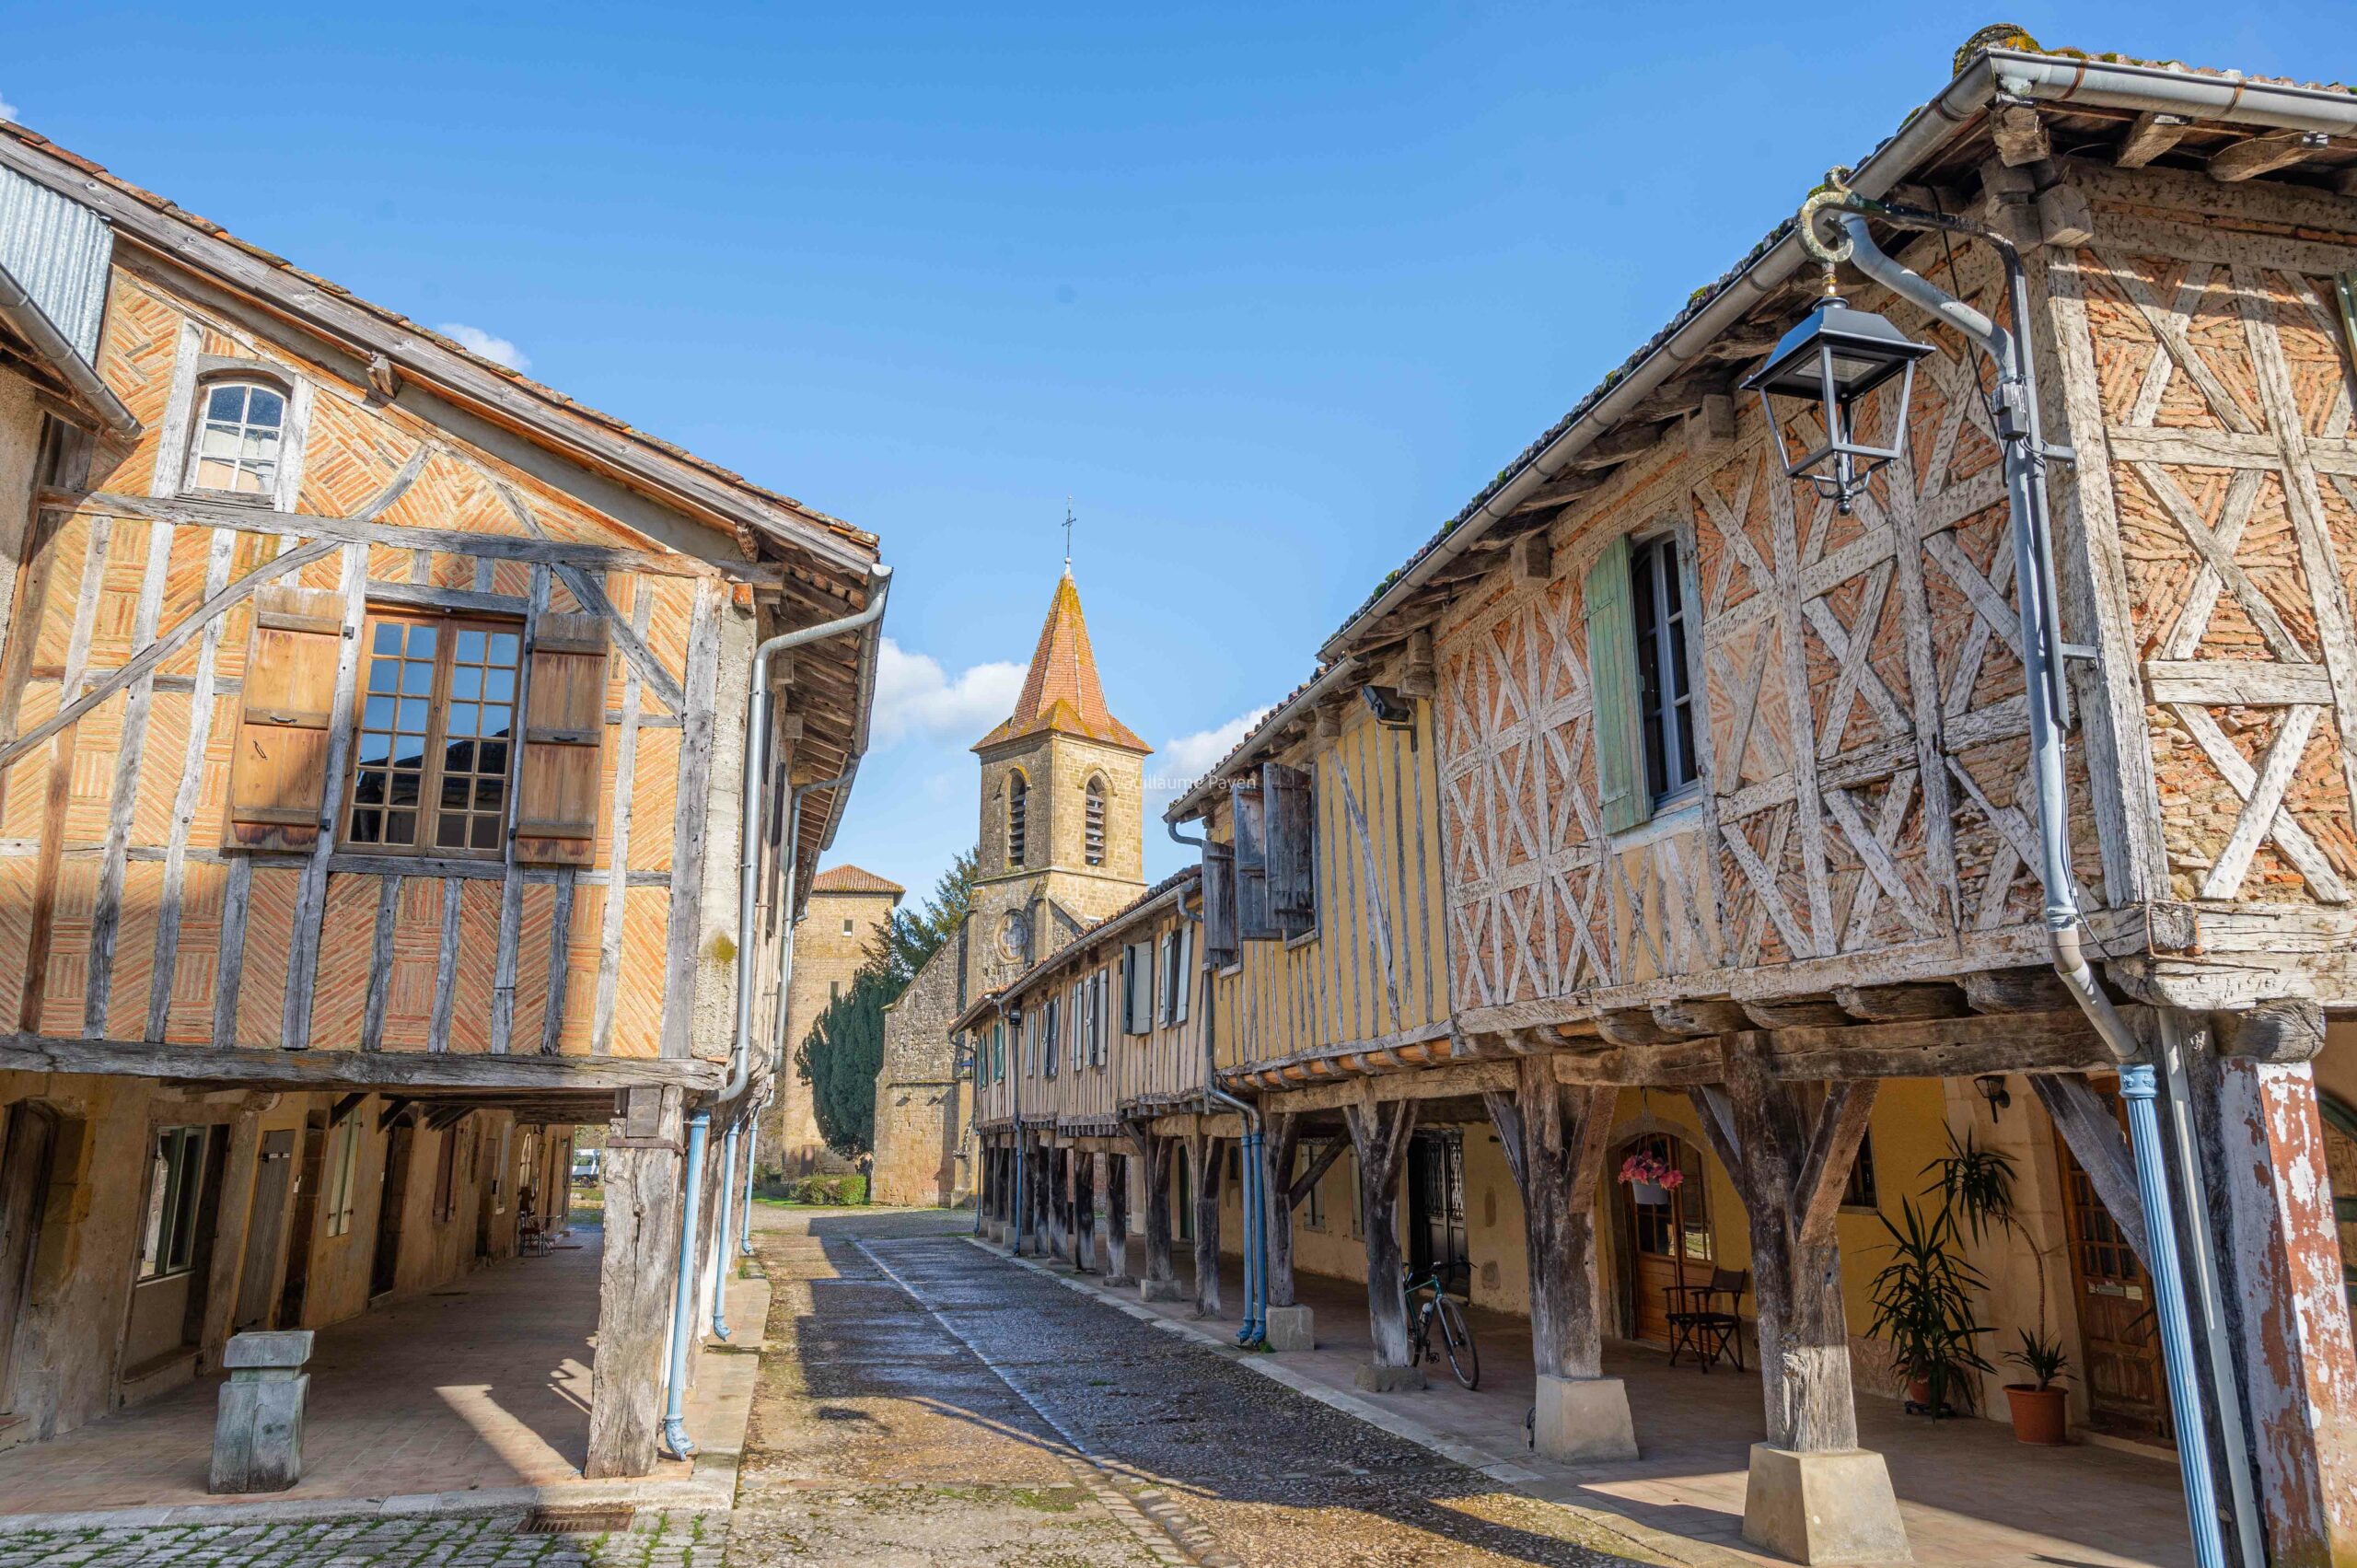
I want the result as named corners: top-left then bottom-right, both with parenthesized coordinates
top-left (1403, 1260), bottom-right (1480, 1389)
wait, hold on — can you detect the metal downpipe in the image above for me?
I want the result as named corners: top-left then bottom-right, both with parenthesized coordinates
top-left (739, 1109), bottom-right (761, 1257)
top-left (661, 1110), bottom-right (712, 1459)
top-left (1184, 865), bottom-right (1265, 1347)
top-left (711, 1122), bottom-right (737, 1340)
top-left (1835, 210), bottom-right (2228, 1568)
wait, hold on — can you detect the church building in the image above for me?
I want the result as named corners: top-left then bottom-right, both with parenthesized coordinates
top-left (868, 563), bottom-right (1149, 1206)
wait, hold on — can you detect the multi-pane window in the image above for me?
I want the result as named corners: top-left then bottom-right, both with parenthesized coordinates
top-left (1630, 534), bottom-right (1697, 801)
top-left (1007, 772), bottom-right (1028, 866)
top-left (138, 1126), bottom-right (211, 1280)
top-left (347, 617), bottom-right (521, 854)
top-left (185, 379), bottom-right (285, 497)
top-left (1085, 777), bottom-right (1107, 865)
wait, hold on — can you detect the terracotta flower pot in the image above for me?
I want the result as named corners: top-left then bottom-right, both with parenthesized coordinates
top-left (2003, 1383), bottom-right (2069, 1445)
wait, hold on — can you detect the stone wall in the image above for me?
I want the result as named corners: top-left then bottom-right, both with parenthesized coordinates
top-left (765, 886), bottom-right (899, 1175)
top-left (870, 927), bottom-right (970, 1207)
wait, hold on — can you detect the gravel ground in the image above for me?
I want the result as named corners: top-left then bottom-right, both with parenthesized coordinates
top-left (733, 1208), bottom-right (1660, 1568)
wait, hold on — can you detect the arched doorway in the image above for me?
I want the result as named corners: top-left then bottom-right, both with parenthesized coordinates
top-left (1614, 1131), bottom-right (1713, 1346)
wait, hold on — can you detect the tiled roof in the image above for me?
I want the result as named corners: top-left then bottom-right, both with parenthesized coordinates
top-left (973, 570), bottom-right (1151, 754)
top-left (808, 865), bottom-right (904, 896)
top-left (948, 865), bottom-right (1200, 1032)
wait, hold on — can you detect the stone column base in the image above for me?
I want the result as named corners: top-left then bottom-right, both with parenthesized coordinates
top-left (1353, 1362), bottom-right (1427, 1393)
top-left (1742, 1443), bottom-right (1911, 1565)
top-left (1140, 1277), bottom-right (1185, 1303)
top-left (1262, 1304), bottom-right (1315, 1351)
top-left (1532, 1373), bottom-right (1638, 1463)
top-left (1103, 1273), bottom-right (1137, 1289)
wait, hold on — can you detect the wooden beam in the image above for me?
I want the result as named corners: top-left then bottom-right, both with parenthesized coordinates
top-left (1795, 1082), bottom-right (1878, 1248)
top-left (2210, 131), bottom-right (2329, 183)
top-left (2030, 1073), bottom-right (2149, 1272)
top-left (0, 1034), bottom-right (722, 1092)
top-left (1963, 967), bottom-right (2075, 1014)
top-left (1992, 103), bottom-right (2049, 167)
top-left (1831, 981), bottom-right (1969, 1022)
top-left (2116, 110), bottom-right (2192, 168)
top-left (1652, 998), bottom-right (1749, 1037)
top-left (1739, 995), bottom-right (1851, 1029)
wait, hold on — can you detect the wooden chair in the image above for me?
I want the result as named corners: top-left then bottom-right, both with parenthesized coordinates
top-left (1664, 1268), bottom-right (1747, 1372)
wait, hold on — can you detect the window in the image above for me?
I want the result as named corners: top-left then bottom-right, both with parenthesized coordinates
top-left (1042, 995), bottom-right (1061, 1077)
top-left (1085, 776), bottom-right (1107, 866)
top-left (830, 981), bottom-right (842, 1003)
top-left (1121, 940), bottom-right (1154, 1035)
top-left (1842, 1129), bottom-right (1879, 1211)
top-left (138, 1126), bottom-right (210, 1280)
top-left (346, 617), bottom-right (521, 854)
top-left (1629, 533), bottom-right (1697, 801)
top-left (185, 378), bottom-right (285, 497)
top-left (1089, 970), bottom-right (1109, 1065)
top-left (1007, 772), bottom-right (1028, 866)
top-left (842, 917), bottom-right (854, 937)
top-left (323, 1117), bottom-right (362, 1237)
top-left (991, 1022), bottom-right (1004, 1083)
top-left (1158, 925), bottom-right (1193, 1026)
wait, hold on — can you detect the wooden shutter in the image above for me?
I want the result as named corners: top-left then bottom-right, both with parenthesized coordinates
top-left (1202, 840), bottom-right (1238, 969)
top-left (1173, 923), bottom-right (1191, 1024)
top-left (225, 586), bottom-right (344, 852)
top-left (514, 612), bottom-right (609, 865)
top-left (1230, 780), bottom-right (1280, 941)
top-left (1585, 535), bottom-right (1650, 834)
top-left (1261, 761), bottom-right (1315, 933)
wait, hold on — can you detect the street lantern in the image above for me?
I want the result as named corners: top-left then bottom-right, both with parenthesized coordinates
top-left (1742, 292), bottom-right (1933, 514)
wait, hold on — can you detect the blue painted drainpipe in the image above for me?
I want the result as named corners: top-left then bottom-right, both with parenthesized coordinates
top-left (661, 1110), bottom-right (711, 1460)
top-left (711, 1122), bottom-right (738, 1341)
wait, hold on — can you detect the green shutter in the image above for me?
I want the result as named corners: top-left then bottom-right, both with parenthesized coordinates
top-left (1585, 534), bottom-right (1650, 834)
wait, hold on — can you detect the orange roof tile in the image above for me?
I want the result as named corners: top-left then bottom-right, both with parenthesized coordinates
top-left (808, 865), bottom-right (904, 896)
top-left (974, 571), bottom-right (1150, 754)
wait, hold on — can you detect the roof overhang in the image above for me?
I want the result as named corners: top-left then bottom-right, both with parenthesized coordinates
top-left (0, 257), bottom-right (137, 439)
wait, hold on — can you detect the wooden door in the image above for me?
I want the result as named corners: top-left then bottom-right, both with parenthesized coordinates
top-left (1406, 1131), bottom-right (1466, 1281)
top-left (371, 1121), bottom-right (413, 1298)
top-left (2056, 1114), bottom-right (2171, 1444)
top-left (233, 1131), bottom-right (296, 1330)
top-left (276, 1118), bottom-right (326, 1328)
top-left (0, 1104), bottom-right (57, 1411)
top-left (1620, 1133), bottom-right (1711, 1346)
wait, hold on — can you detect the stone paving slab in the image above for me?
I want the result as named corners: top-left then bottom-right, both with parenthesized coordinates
top-left (0, 1507), bottom-right (726, 1568)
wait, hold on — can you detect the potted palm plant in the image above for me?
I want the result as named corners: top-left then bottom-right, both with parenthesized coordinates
top-left (2002, 1330), bottom-right (2073, 1445)
top-left (1865, 1198), bottom-right (1991, 1419)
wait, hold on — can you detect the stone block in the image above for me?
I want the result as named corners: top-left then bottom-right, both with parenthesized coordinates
top-left (1261, 1304), bottom-right (1315, 1351)
top-left (1532, 1374), bottom-right (1638, 1463)
top-left (210, 1330), bottom-right (316, 1494)
top-left (1353, 1362), bottom-right (1427, 1393)
top-left (1741, 1443), bottom-right (1911, 1565)
top-left (1140, 1277), bottom-right (1185, 1303)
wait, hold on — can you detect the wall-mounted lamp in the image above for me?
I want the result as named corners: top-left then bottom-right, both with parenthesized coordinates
top-left (1742, 277), bottom-right (1934, 515)
top-left (1975, 1073), bottom-right (2012, 1121)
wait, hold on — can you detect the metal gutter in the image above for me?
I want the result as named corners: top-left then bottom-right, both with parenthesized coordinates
top-left (1317, 46), bottom-right (2357, 668)
top-left (806, 574), bottom-right (889, 871)
top-left (0, 257), bottom-right (137, 439)
top-left (1166, 658), bottom-right (1362, 822)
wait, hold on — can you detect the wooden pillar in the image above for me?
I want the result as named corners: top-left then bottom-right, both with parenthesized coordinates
top-left (1074, 1148), bottom-right (1098, 1272)
top-left (1134, 1129), bottom-right (1180, 1300)
top-left (2206, 1006), bottom-right (2357, 1568)
top-left (1105, 1153), bottom-right (1132, 1284)
top-left (198, 1097), bottom-right (268, 1365)
top-left (1484, 1063), bottom-right (1631, 1460)
top-left (1186, 1130), bottom-right (1225, 1317)
top-left (1344, 1094), bottom-right (1419, 1388)
top-left (1690, 1039), bottom-right (1904, 1564)
top-left (587, 1086), bottom-right (682, 1479)
top-left (1267, 1113), bottom-right (1301, 1309)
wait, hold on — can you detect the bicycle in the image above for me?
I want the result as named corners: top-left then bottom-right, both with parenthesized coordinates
top-left (1403, 1260), bottom-right (1480, 1389)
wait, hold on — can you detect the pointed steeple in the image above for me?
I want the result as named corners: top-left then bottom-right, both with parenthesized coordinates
top-left (974, 572), bottom-right (1151, 754)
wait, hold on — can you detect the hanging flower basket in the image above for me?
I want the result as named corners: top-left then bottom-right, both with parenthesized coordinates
top-left (1619, 1151), bottom-right (1684, 1207)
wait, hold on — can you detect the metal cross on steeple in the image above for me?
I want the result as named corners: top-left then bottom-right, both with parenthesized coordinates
top-left (1062, 496), bottom-right (1074, 576)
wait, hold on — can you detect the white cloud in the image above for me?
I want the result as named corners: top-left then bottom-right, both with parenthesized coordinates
top-left (871, 638), bottom-right (1026, 749)
top-left (1145, 705), bottom-right (1274, 816)
top-left (434, 321), bottom-right (528, 371)
top-left (0, 90), bottom-right (18, 123)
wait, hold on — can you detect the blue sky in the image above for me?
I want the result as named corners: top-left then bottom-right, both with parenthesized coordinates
top-left (3, 4), bottom-right (2324, 901)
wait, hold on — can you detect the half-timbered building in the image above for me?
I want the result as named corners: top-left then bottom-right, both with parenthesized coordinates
top-left (0, 122), bottom-right (885, 1481)
top-left (959, 37), bottom-right (2357, 1568)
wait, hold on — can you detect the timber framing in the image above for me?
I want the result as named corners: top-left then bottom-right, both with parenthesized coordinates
top-left (0, 1033), bottom-right (722, 1092)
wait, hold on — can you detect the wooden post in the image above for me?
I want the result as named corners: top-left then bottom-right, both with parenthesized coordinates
top-left (1134, 1128), bottom-right (1180, 1301)
top-left (1344, 1093), bottom-right (1420, 1389)
top-left (1105, 1153), bottom-right (1132, 1284)
top-left (1267, 1113), bottom-right (1300, 1309)
top-left (1187, 1129), bottom-right (1224, 1317)
top-left (2201, 1008), bottom-right (2357, 1568)
top-left (1689, 1038), bottom-right (1904, 1564)
top-left (1073, 1148), bottom-right (1097, 1272)
top-left (1484, 1062), bottom-right (1631, 1459)
top-left (198, 1098), bottom-right (268, 1365)
top-left (587, 1086), bottom-right (682, 1479)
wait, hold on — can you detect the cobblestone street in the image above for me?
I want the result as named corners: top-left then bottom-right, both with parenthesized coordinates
top-left (730, 1207), bottom-right (1655, 1568)
top-left (0, 1510), bottom-right (724, 1568)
